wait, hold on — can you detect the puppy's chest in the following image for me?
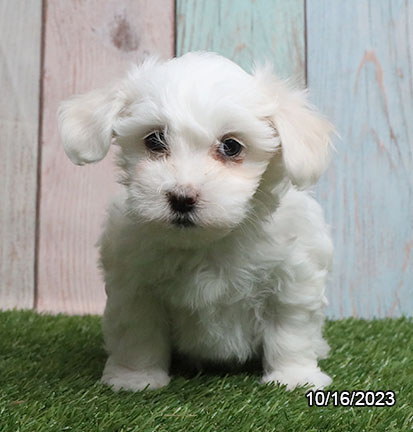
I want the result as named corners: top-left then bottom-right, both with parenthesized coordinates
top-left (154, 252), bottom-right (267, 363)
top-left (155, 249), bottom-right (265, 309)
top-left (168, 300), bottom-right (262, 363)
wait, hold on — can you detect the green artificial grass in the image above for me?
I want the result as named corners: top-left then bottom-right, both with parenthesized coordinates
top-left (1, 311), bottom-right (412, 432)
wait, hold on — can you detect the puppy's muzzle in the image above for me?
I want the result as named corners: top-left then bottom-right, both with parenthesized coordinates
top-left (167, 190), bottom-right (199, 228)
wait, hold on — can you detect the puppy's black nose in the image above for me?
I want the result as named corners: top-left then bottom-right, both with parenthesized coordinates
top-left (168, 193), bottom-right (197, 213)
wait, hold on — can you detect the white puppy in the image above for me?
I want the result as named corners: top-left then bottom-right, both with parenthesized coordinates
top-left (59, 52), bottom-right (334, 392)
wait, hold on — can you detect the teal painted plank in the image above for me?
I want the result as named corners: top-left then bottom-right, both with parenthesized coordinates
top-left (177, 0), bottom-right (305, 83)
top-left (308, 0), bottom-right (413, 317)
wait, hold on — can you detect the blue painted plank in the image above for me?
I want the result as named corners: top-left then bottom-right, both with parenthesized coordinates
top-left (307, 0), bottom-right (413, 317)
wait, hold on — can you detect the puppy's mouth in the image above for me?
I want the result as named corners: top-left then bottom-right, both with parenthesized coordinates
top-left (172, 215), bottom-right (196, 228)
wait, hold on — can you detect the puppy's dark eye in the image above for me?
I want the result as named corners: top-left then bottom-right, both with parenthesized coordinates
top-left (219, 138), bottom-right (243, 158)
top-left (144, 131), bottom-right (167, 153)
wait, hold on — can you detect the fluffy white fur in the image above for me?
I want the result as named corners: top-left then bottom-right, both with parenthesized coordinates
top-left (58, 52), bottom-right (334, 392)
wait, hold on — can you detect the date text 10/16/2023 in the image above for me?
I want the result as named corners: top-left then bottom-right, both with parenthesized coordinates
top-left (305, 390), bottom-right (396, 407)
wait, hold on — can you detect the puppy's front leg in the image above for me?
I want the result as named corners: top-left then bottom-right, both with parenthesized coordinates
top-left (101, 289), bottom-right (170, 392)
top-left (262, 292), bottom-right (332, 391)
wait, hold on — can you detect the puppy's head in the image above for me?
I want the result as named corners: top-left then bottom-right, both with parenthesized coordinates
top-left (59, 52), bottom-right (333, 242)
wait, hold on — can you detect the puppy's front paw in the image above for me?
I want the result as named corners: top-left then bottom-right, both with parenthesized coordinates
top-left (262, 366), bottom-right (332, 391)
top-left (101, 361), bottom-right (170, 392)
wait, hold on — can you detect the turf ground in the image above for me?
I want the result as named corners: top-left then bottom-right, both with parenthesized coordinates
top-left (1, 311), bottom-right (412, 431)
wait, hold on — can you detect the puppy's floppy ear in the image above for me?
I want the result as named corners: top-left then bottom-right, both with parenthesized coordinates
top-left (58, 84), bottom-right (124, 165)
top-left (254, 66), bottom-right (335, 188)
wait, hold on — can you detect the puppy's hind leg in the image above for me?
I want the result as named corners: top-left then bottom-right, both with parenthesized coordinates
top-left (261, 279), bottom-right (332, 391)
top-left (101, 288), bottom-right (171, 392)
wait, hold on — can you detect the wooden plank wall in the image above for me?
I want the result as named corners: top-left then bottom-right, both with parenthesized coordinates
top-left (0, 0), bottom-right (412, 318)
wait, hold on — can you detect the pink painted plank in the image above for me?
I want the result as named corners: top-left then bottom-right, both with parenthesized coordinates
top-left (0, 0), bottom-right (42, 310)
top-left (37, 0), bottom-right (174, 314)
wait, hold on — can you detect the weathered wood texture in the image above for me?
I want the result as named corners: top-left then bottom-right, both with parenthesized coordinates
top-left (37, 0), bottom-right (174, 314)
top-left (177, 0), bottom-right (305, 83)
top-left (308, 0), bottom-right (413, 317)
top-left (0, 0), bottom-right (42, 309)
